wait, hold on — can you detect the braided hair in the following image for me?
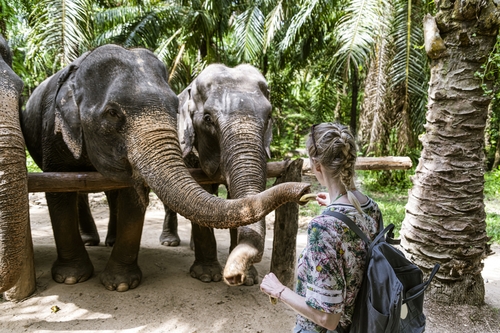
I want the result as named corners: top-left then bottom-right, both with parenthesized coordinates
top-left (306, 123), bottom-right (362, 213)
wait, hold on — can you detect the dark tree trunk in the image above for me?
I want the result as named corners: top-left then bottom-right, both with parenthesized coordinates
top-left (401, 2), bottom-right (499, 305)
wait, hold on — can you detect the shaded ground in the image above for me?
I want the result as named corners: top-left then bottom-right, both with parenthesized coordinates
top-left (0, 192), bottom-right (499, 333)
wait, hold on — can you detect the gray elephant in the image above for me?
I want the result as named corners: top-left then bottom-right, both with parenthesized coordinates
top-left (159, 64), bottom-right (274, 286)
top-left (0, 35), bottom-right (29, 294)
top-left (17, 44), bottom-right (309, 292)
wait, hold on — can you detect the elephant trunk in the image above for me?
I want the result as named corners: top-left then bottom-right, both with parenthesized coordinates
top-left (126, 112), bottom-right (309, 229)
top-left (220, 117), bottom-right (267, 198)
top-left (0, 75), bottom-right (29, 293)
top-left (220, 119), bottom-right (267, 254)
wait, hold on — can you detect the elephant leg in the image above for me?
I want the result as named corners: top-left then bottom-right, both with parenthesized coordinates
top-left (190, 222), bottom-right (221, 282)
top-left (223, 221), bottom-right (265, 286)
top-left (159, 204), bottom-right (180, 246)
top-left (46, 192), bottom-right (94, 284)
top-left (104, 190), bottom-right (119, 247)
top-left (190, 183), bottom-right (221, 282)
top-left (77, 193), bottom-right (100, 246)
top-left (100, 187), bottom-right (147, 292)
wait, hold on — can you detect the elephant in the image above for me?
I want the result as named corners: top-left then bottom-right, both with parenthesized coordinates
top-left (160, 64), bottom-right (275, 286)
top-left (18, 44), bottom-right (309, 292)
top-left (0, 35), bottom-right (29, 293)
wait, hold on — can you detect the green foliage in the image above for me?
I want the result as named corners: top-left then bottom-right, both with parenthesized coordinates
top-left (486, 212), bottom-right (500, 244)
top-left (484, 167), bottom-right (500, 197)
top-left (477, 34), bottom-right (500, 170)
top-left (485, 168), bottom-right (500, 244)
top-left (357, 170), bottom-right (411, 237)
top-left (26, 151), bottom-right (41, 173)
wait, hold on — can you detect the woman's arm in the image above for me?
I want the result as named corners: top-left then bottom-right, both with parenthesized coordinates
top-left (260, 273), bottom-right (341, 331)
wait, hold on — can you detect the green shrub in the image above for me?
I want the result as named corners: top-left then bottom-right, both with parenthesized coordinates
top-left (26, 151), bottom-right (41, 173)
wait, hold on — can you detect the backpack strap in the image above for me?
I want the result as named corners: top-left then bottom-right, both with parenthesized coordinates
top-left (322, 210), bottom-right (371, 244)
top-left (403, 263), bottom-right (440, 304)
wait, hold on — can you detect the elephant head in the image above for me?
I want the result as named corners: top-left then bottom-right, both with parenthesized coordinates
top-left (23, 45), bottom-right (309, 228)
top-left (179, 64), bottom-right (273, 196)
top-left (0, 35), bottom-right (28, 293)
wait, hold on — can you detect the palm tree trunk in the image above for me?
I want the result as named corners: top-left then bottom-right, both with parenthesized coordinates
top-left (401, 2), bottom-right (499, 304)
top-left (350, 70), bottom-right (358, 135)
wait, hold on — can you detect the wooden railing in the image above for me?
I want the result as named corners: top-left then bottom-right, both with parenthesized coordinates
top-left (27, 157), bottom-right (412, 192)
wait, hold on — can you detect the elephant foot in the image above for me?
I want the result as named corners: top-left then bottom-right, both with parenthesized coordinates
top-left (80, 232), bottom-right (100, 246)
top-left (189, 261), bottom-right (222, 283)
top-left (52, 257), bottom-right (94, 285)
top-left (224, 265), bottom-right (259, 286)
top-left (223, 243), bottom-right (260, 286)
top-left (105, 234), bottom-right (116, 247)
top-left (100, 261), bottom-right (142, 292)
top-left (159, 230), bottom-right (180, 247)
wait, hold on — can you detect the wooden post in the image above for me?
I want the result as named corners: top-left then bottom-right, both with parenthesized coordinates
top-left (270, 158), bottom-right (303, 288)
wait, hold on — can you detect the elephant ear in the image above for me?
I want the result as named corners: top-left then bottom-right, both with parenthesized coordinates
top-left (178, 85), bottom-right (196, 158)
top-left (53, 52), bottom-right (90, 160)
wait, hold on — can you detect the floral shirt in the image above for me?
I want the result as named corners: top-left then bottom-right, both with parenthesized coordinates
top-left (295, 197), bottom-right (381, 332)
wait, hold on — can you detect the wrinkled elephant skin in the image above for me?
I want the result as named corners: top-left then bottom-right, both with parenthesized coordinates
top-left (20, 45), bottom-right (310, 292)
top-left (0, 35), bottom-right (29, 293)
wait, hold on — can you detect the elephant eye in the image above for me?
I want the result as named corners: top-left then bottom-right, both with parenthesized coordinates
top-left (106, 108), bottom-right (119, 118)
top-left (203, 114), bottom-right (212, 123)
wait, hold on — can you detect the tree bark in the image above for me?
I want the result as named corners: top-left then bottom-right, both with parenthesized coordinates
top-left (270, 159), bottom-right (303, 288)
top-left (350, 70), bottom-right (359, 135)
top-left (401, 1), bottom-right (499, 305)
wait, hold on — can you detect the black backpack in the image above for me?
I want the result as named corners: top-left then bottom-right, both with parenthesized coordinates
top-left (323, 210), bottom-right (440, 333)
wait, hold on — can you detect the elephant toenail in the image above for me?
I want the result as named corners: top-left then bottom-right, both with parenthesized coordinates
top-left (200, 274), bottom-right (212, 282)
top-left (65, 277), bottom-right (77, 284)
top-left (116, 283), bottom-right (129, 292)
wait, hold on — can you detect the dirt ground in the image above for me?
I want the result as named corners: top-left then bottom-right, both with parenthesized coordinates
top-left (1, 192), bottom-right (499, 333)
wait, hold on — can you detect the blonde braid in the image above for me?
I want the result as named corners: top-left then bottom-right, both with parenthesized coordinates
top-left (307, 123), bottom-right (362, 213)
top-left (338, 128), bottom-right (362, 213)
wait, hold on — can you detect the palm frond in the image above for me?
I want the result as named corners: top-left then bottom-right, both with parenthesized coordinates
top-left (27, 0), bottom-right (94, 71)
top-left (331, 0), bottom-right (390, 77)
top-left (263, 0), bottom-right (283, 52)
top-left (387, 0), bottom-right (428, 150)
top-left (279, 0), bottom-right (320, 51)
top-left (233, 5), bottom-right (265, 63)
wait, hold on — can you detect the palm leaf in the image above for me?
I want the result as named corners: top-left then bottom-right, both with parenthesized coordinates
top-left (387, 0), bottom-right (428, 150)
top-left (331, 0), bottom-right (390, 77)
top-left (233, 5), bottom-right (265, 63)
top-left (278, 0), bottom-right (321, 51)
top-left (27, 0), bottom-right (94, 70)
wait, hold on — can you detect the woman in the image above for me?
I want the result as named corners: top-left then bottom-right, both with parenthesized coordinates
top-left (260, 123), bottom-right (381, 333)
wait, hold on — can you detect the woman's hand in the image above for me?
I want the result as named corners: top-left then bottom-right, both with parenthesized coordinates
top-left (316, 192), bottom-right (330, 206)
top-left (260, 272), bottom-right (286, 299)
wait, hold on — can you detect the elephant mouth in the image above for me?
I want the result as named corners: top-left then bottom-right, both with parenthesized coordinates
top-left (96, 159), bottom-right (135, 185)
